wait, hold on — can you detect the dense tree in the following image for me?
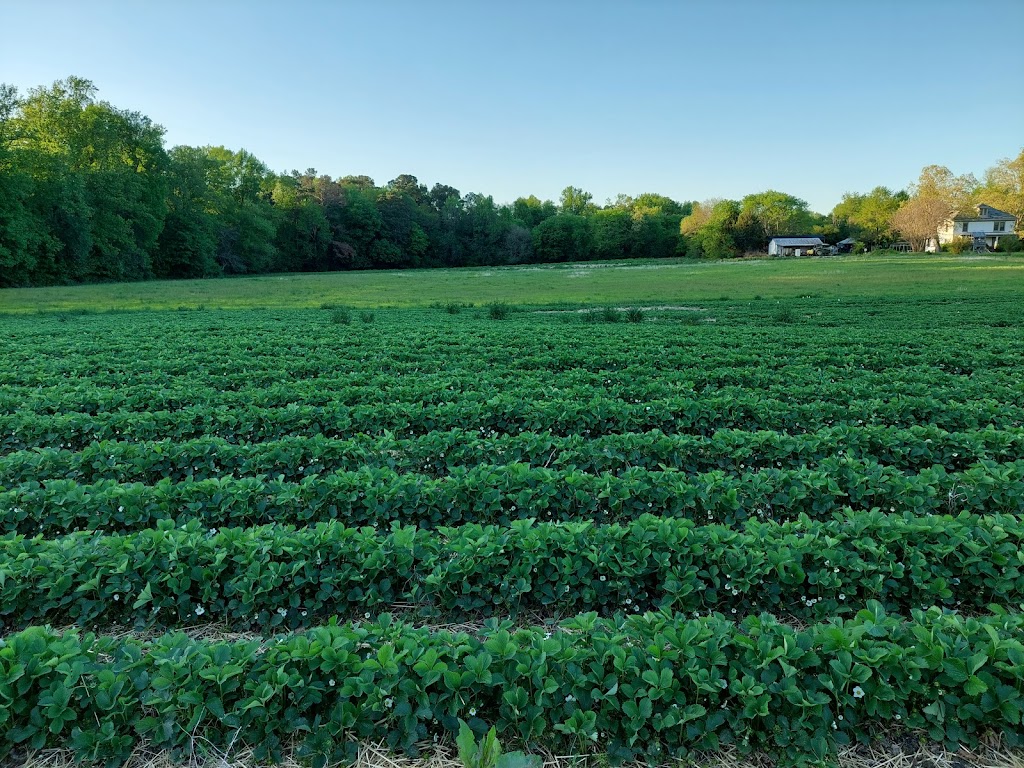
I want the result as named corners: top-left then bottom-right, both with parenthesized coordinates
top-left (533, 213), bottom-right (594, 262)
top-left (0, 76), bottom-right (1014, 287)
top-left (502, 225), bottom-right (534, 264)
top-left (153, 146), bottom-right (221, 278)
top-left (511, 195), bottom-right (557, 228)
top-left (272, 174), bottom-right (331, 272)
top-left (428, 183), bottom-right (461, 212)
top-left (681, 200), bottom-right (741, 259)
top-left (911, 165), bottom-right (978, 215)
top-left (386, 174), bottom-right (428, 206)
top-left (740, 191), bottom-right (813, 241)
top-left (7, 77), bottom-right (171, 282)
top-left (338, 175), bottom-right (375, 191)
top-left (335, 188), bottom-right (384, 268)
top-left (980, 149), bottom-right (1024, 223)
top-left (830, 187), bottom-right (908, 247)
top-left (890, 197), bottom-right (951, 252)
top-left (559, 186), bottom-right (595, 216)
top-left (0, 84), bottom-right (55, 285)
top-left (592, 208), bottom-right (632, 260)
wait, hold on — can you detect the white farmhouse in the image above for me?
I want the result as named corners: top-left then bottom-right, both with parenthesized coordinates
top-left (767, 237), bottom-right (824, 257)
top-left (926, 204), bottom-right (1018, 252)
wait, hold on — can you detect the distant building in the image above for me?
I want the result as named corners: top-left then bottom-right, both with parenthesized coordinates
top-left (835, 237), bottom-right (857, 254)
top-left (767, 237), bottom-right (824, 257)
top-left (926, 204), bottom-right (1018, 252)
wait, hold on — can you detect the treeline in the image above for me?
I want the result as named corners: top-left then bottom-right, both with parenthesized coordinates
top-left (1, 77), bottom-right (1021, 288)
top-left (0, 78), bottom-right (692, 287)
top-left (681, 157), bottom-right (1024, 258)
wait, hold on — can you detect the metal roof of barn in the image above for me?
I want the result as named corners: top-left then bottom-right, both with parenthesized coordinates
top-left (769, 237), bottom-right (824, 246)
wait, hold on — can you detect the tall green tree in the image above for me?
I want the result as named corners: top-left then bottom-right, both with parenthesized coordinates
top-left (681, 199), bottom-right (741, 259)
top-left (11, 77), bottom-right (171, 281)
top-left (271, 174), bottom-right (331, 271)
top-left (153, 146), bottom-right (221, 278)
top-left (593, 208), bottom-right (632, 259)
top-left (0, 84), bottom-right (56, 285)
top-left (559, 186), bottom-right (595, 216)
top-left (193, 146), bottom-right (278, 273)
top-left (980, 149), bottom-right (1024, 223)
top-left (830, 187), bottom-right (907, 247)
top-left (533, 213), bottom-right (594, 262)
top-left (739, 191), bottom-right (813, 242)
top-left (512, 195), bottom-right (557, 228)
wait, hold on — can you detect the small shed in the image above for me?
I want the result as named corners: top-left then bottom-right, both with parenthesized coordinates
top-left (835, 237), bottom-right (857, 254)
top-left (767, 237), bottom-right (824, 257)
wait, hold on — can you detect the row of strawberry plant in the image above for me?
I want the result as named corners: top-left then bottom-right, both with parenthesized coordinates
top-left (4, 393), bottom-right (1022, 452)
top-left (7, 309), bottom-right (1016, 378)
top-left (6, 458), bottom-right (1021, 536)
top-left (2, 511), bottom-right (1020, 631)
top-left (2, 606), bottom-right (1021, 764)
top-left (4, 364), bottom-right (1019, 416)
top-left (2, 424), bottom-right (1019, 487)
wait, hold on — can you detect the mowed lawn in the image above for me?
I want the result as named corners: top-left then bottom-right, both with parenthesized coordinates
top-left (1, 253), bottom-right (1022, 312)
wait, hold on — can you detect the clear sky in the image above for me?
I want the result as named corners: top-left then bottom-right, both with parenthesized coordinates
top-left (2, 0), bottom-right (1022, 213)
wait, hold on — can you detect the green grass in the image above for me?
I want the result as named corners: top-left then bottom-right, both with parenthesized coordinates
top-left (1, 253), bottom-right (1022, 313)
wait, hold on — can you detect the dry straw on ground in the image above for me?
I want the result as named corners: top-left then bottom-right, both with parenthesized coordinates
top-left (10, 733), bottom-right (1023, 768)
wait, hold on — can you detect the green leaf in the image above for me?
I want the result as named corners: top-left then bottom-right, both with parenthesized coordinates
top-left (964, 676), bottom-right (988, 696)
top-left (496, 753), bottom-right (541, 768)
top-left (456, 719), bottom-right (479, 768)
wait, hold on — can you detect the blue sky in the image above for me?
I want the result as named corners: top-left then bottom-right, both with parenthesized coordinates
top-left (3, 0), bottom-right (1022, 213)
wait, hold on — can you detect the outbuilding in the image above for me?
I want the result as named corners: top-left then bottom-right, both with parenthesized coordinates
top-left (767, 237), bottom-right (824, 257)
top-left (835, 237), bottom-right (857, 253)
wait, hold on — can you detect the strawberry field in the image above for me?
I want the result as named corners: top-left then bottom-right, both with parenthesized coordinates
top-left (1, 295), bottom-right (1023, 765)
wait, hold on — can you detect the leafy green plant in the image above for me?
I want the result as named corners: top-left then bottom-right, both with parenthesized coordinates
top-left (996, 234), bottom-right (1022, 252)
top-left (457, 719), bottom-right (540, 768)
top-left (945, 237), bottom-right (972, 255)
top-left (487, 302), bottom-right (510, 320)
top-left (329, 307), bottom-right (351, 324)
top-left (4, 609), bottom-right (1024, 763)
top-left (773, 305), bottom-right (797, 323)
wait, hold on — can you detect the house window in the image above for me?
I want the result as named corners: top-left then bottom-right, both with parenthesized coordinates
top-left (994, 221), bottom-right (1006, 232)
top-left (961, 222), bottom-right (969, 233)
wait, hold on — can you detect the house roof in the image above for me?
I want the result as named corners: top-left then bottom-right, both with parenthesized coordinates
top-left (769, 237), bottom-right (824, 246)
top-left (836, 237), bottom-right (857, 245)
top-left (952, 204), bottom-right (1016, 222)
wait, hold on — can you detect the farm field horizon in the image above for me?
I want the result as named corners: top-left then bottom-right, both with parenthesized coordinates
top-left (1, 257), bottom-right (1023, 765)
top-left (1, 252), bottom-right (1023, 313)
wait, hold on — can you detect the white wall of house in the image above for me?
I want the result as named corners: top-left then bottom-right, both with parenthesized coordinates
top-left (938, 219), bottom-right (1013, 244)
top-left (926, 216), bottom-right (1017, 251)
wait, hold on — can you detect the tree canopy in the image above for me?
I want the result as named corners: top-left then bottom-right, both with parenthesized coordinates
top-left (1, 76), bottom-right (1019, 287)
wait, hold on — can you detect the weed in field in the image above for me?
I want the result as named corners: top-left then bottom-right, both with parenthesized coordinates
top-left (445, 302), bottom-right (462, 315)
top-left (600, 307), bottom-right (620, 322)
top-left (773, 306), bottom-right (798, 324)
top-left (330, 308), bottom-right (352, 324)
top-left (625, 307), bottom-right (644, 323)
top-left (359, 311), bottom-right (375, 323)
top-left (457, 720), bottom-right (539, 768)
top-left (487, 303), bottom-right (510, 320)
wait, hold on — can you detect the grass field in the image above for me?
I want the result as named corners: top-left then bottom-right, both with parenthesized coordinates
top-left (1, 252), bottom-right (1022, 312)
